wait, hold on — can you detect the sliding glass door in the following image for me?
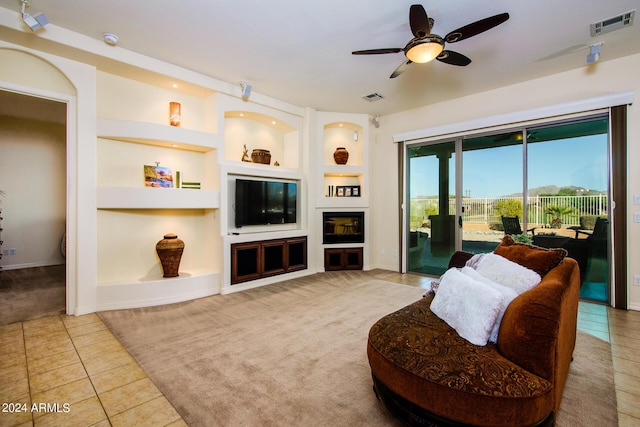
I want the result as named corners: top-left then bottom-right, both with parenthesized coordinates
top-left (461, 132), bottom-right (524, 254)
top-left (406, 115), bottom-right (611, 303)
top-left (526, 117), bottom-right (610, 302)
top-left (407, 141), bottom-right (456, 276)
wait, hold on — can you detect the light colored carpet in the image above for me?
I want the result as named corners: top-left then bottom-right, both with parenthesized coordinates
top-left (0, 265), bottom-right (66, 325)
top-left (99, 270), bottom-right (617, 427)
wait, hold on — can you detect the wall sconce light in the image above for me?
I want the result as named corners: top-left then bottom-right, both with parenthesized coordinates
top-left (240, 81), bottom-right (252, 101)
top-left (20, 0), bottom-right (48, 31)
top-left (169, 102), bottom-right (181, 127)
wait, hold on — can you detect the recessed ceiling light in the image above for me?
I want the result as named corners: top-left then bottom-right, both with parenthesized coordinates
top-left (172, 83), bottom-right (179, 88)
top-left (103, 32), bottom-right (119, 45)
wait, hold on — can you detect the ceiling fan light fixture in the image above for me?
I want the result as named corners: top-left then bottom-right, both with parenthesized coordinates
top-left (405, 37), bottom-right (444, 63)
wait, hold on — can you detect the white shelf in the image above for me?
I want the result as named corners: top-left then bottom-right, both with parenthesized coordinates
top-left (316, 196), bottom-right (370, 209)
top-left (221, 162), bottom-right (304, 181)
top-left (96, 269), bottom-right (220, 310)
top-left (97, 119), bottom-right (221, 152)
top-left (323, 165), bottom-right (365, 176)
top-left (97, 187), bottom-right (219, 209)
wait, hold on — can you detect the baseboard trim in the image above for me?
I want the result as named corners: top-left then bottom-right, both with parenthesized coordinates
top-left (1, 261), bottom-right (65, 271)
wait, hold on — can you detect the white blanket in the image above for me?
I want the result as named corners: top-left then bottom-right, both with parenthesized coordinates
top-left (474, 253), bottom-right (541, 294)
top-left (460, 266), bottom-right (518, 343)
top-left (430, 268), bottom-right (504, 346)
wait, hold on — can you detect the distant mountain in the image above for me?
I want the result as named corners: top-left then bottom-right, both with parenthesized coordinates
top-left (505, 185), bottom-right (605, 197)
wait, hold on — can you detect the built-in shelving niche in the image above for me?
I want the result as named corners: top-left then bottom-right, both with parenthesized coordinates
top-left (95, 119), bottom-right (222, 310)
top-left (224, 111), bottom-right (300, 170)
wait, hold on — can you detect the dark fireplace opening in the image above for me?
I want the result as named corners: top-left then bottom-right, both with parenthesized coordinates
top-left (323, 212), bottom-right (364, 244)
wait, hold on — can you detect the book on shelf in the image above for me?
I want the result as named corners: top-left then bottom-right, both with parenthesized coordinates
top-left (181, 181), bottom-right (201, 190)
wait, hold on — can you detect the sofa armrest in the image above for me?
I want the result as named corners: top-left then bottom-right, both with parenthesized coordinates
top-left (497, 257), bottom-right (580, 414)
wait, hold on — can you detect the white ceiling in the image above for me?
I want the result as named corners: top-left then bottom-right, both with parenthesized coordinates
top-left (1, 0), bottom-right (639, 116)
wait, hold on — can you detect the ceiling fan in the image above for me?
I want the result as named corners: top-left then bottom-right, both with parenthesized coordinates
top-left (352, 4), bottom-right (509, 78)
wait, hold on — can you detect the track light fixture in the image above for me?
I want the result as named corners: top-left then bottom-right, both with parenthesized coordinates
top-left (20, 0), bottom-right (48, 31)
top-left (240, 81), bottom-right (252, 101)
top-left (587, 43), bottom-right (603, 64)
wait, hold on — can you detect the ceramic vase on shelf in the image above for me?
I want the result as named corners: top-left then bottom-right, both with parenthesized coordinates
top-left (333, 147), bottom-right (349, 165)
top-left (251, 149), bottom-right (271, 164)
top-left (156, 233), bottom-right (184, 278)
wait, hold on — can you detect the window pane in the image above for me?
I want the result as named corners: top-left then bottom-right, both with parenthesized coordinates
top-left (527, 117), bottom-right (609, 303)
top-left (462, 132), bottom-right (523, 252)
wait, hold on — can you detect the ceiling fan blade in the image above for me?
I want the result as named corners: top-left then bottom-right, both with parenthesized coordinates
top-left (390, 60), bottom-right (413, 78)
top-left (352, 48), bottom-right (402, 55)
top-left (444, 13), bottom-right (509, 43)
top-left (436, 50), bottom-right (471, 66)
top-left (409, 4), bottom-right (431, 38)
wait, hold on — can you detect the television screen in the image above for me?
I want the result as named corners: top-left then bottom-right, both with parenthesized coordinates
top-left (235, 179), bottom-right (297, 227)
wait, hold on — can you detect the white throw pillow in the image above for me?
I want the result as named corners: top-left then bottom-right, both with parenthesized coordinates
top-left (461, 266), bottom-right (518, 343)
top-left (475, 253), bottom-right (541, 294)
top-left (430, 268), bottom-right (504, 346)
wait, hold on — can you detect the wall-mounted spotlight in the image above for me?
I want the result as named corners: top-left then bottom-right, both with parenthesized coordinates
top-left (587, 43), bottom-right (603, 64)
top-left (240, 81), bottom-right (252, 101)
top-left (20, 0), bottom-right (48, 31)
top-left (372, 116), bottom-right (380, 128)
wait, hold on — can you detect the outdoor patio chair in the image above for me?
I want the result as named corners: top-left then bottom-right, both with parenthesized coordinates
top-left (501, 216), bottom-right (537, 236)
top-left (568, 215), bottom-right (599, 238)
top-left (563, 217), bottom-right (609, 283)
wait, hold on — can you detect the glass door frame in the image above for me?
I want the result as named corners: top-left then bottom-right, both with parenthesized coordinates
top-left (402, 114), bottom-right (614, 306)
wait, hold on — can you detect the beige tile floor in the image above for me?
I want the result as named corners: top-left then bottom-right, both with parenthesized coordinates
top-left (0, 313), bottom-right (186, 427)
top-left (1, 300), bottom-right (639, 426)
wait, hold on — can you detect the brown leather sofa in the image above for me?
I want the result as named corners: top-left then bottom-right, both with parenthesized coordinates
top-left (368, 238), bottom-right (581, 426)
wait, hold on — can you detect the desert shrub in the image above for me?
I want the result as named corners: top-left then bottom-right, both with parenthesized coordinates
top-left (494, 199), bottom-right (523, 219)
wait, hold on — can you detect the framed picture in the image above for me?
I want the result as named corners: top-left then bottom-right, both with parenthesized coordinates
top-left (333, 185), bottom-right (360, 197)
top-left (144, 165), bottom-right (174, 188)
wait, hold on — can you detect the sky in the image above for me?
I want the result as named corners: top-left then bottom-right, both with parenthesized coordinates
top-left (410, 134), bottom-right (608, 199)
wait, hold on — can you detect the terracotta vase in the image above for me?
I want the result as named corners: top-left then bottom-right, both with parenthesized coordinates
top-left (156, 233), bottom-right (185, 278)
top-left (333, 147), bottom-right (349, 165)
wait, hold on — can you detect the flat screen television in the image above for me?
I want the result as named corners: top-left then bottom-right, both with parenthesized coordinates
top-left (235, 178), bottom-right (297, 227)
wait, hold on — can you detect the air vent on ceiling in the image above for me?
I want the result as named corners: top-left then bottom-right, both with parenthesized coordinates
top-left (591, 10), bottom-right (635, 36)
top-left (362, 92), bottom-right (384, 102)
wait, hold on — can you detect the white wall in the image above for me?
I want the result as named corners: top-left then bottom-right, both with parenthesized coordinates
top-left (371, 53), bottom-right (640, 310)
top-left (0, 115), bottom-right (66, 268)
